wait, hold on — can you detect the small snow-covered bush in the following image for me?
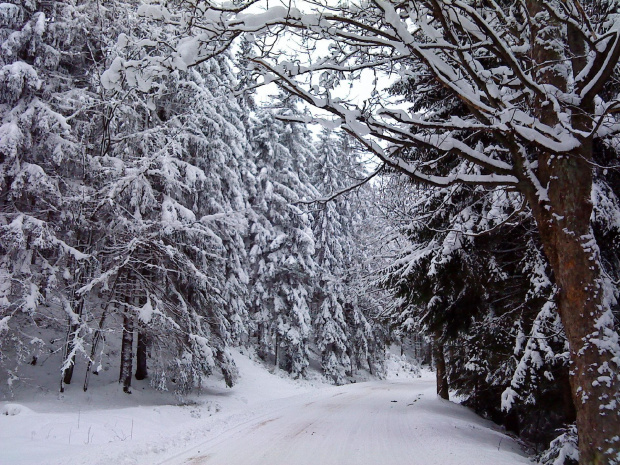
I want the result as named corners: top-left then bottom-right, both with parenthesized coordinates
top-left (385, 353), bottom-right (421, 380)
top-left (1, 403), bottom-right (32, 416)
top-left (537, 424), bottom-right (578, 465)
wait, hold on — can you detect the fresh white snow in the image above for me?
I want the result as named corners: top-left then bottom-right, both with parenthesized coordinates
top-left (1, 351), bottom-right (530, 465)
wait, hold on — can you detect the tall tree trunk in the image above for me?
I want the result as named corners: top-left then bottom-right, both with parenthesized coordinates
top-left (350, 351), bottom-right (354, 376)
top-left (84, 272), bottom-right (120, 391)
top-left (257, 322), bottom-right (268, 360)
top-left (60, 322), bottom-right (79, 391)
top-left (60, 296), bottom-right (86, 391)
top-left (530, 188), bottom-right (620, 465)
top-left (59, 231), bottom-right (92, 392)
top-left (433, 340), bottom-right (449, 400)
top-left (135, 332), bottom-right (148, 381)
top-left (84, 310), bottom-right (107, 392)
top-left (119, 315), bottom-right (133, 394)
top-left (523, 4), bottom-right (620, 462)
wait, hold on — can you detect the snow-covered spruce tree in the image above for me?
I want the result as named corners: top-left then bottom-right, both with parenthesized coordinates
top-left (378, 45), bottom-right (620, 452)
top-left (377, 172), bottom-right (577, 451)
top-left (345, 169), bottom-right (394, 377)
top-left (246, 103), bottom-right (317, 377)
top-left (374, 40), bottom-right (578, 453)
top-left (311, 129), bottom-right (351, 383)
top-left (310, 129), bottom-right (380, 382)
top-left (78, 13), bottom-right (260, 392)
top-left (172, 55), bottom-right (254, 350)
top-left (379, 68), bottom-right (557, 409)
top-left (336, 135), bottom-right (388, 376)
top-left (0, 0), bottom-right (102, 391)
top-left (314, 284), bottom-right (349, 384)
top-left (140, 2), bottom-right (620, 461)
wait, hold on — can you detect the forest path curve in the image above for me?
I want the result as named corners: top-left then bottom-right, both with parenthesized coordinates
top-left (160, 377), bottom-right (530, 465)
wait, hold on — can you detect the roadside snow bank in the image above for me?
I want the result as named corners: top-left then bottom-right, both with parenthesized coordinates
top-left (0, 349), bottom-right (327, 465)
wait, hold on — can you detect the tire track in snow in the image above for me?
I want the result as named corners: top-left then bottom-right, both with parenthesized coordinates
top-left (164, 380), bottom-right (530, 465)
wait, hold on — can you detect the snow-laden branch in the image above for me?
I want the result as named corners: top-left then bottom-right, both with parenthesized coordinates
top-left (111, 0), bottom-right (620, 197)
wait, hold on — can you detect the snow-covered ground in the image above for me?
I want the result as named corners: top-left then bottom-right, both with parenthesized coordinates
top-left (1, 351), bottom-right (529, 465)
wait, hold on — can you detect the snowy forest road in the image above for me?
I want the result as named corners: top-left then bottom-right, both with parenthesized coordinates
top-left (160, 377), bottom-right (530, 465)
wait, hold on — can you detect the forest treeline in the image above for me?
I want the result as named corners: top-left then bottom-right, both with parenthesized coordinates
top-left (0, 0), bottom-right (386, 396)
top-left (1, 2), bottom-right (620, 465)
top-left (377, 58), bottom-right (620, 461)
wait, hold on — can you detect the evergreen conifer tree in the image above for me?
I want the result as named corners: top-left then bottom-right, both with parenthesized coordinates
top-left (247, 106), bottom-right (317, 377)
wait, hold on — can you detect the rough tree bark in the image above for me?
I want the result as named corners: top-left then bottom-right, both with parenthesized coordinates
top-left (60, 296), bottom-right (86, 391)
top-left (119, 314), bottom-right (134, 394)
top-left (522, 3), bottom-right (620, 462)
top-left (433, 339), bottom-right (449, 400)
top-left (256, 322), bottom-right (269, 361)
top-left (83, 310), bottom-right (107, 392)
top-left (60, 233), bottom-right (93, 392)
top-left (528, 148), bottom-right (620, 464)
top-left (61, 320), bottom-right (78, 390)
top-left (135, 332), bottom-right (148, 381)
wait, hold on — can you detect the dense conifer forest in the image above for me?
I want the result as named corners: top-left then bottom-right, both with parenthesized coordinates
top-left (1, 1), bottom-right (619, 464)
